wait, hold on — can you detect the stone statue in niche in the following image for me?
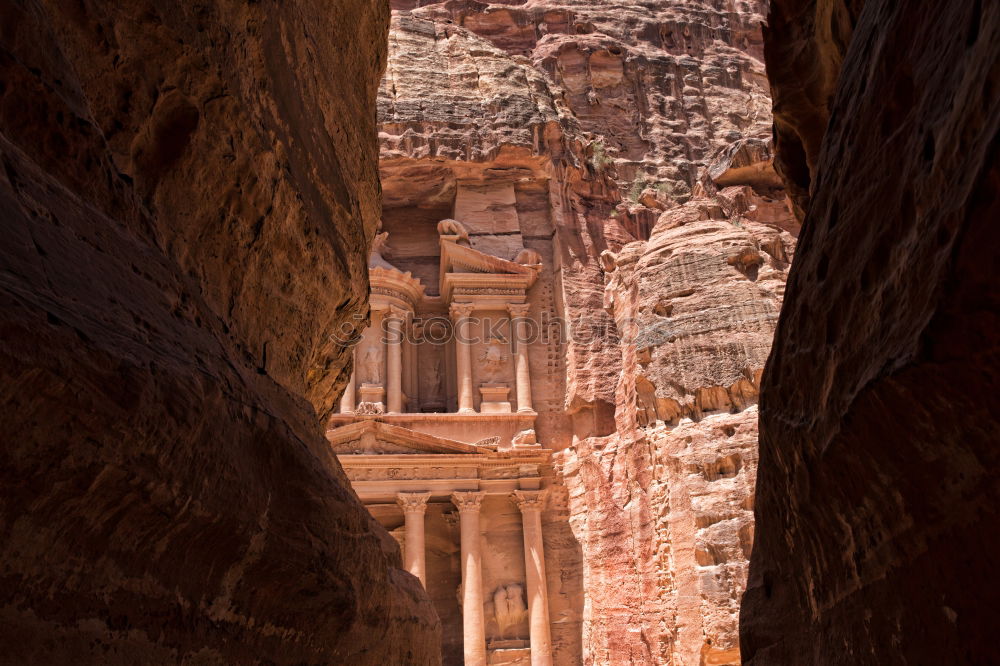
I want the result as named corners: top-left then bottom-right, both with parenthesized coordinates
top-left (368, 229), bottom-right (397, 270)
top-left (419, 355), bottom-right (445, 411)
top-left (361, 344), bottom-right (383, 384)
top-left (493, 584), bottom-right (527, 638)
top-left (426, 358), bottom-right (442, 395)
top-left (479, 338), bottom-right (507, 382)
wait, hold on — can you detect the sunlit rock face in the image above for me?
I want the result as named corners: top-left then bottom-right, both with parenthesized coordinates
top-left (0, 0), bottom-right (441, 662)
top-left (743, 1), bottom-right (1000, 664)
top-left (376, 2), bottom-right (798, 664)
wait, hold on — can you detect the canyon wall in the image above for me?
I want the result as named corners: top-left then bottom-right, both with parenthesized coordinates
top-left (0, 0), bottom-right (440, 662)
top-left (378, 2), bottom-right (798, 663)
top-left (742, 1), bottom-right (1000, 663)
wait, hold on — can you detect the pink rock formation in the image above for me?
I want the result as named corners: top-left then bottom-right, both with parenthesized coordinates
top-left (743, 1), bottom-right (1000, 663)
top-left (0, 0), bottom-right (439, 662)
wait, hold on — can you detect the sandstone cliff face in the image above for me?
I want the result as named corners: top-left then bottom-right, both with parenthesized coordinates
top-left (743, 1), bottom-right (1000, 663)
top-left (571, 193), bottom-right (793, 664)
top-left (377, 2), bottom-right (798, 664)
top-left (0, 1), bottom-right (440, 662)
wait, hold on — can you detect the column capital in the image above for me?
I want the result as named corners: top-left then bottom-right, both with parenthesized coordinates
top-left (512, 489), bottom-right (546, 512)
top-left (506, 302), bottom-right (531, 318)
top-left (396, 491), bottom-right (431, 514)
top-left (449, 301), bottom-right (475, 320)
top-left (451, 490), bottom-right (485, 513)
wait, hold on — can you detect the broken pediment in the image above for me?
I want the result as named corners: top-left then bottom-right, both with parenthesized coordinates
top-left (368, 230), bottom-right (426, 307)
top-left (438, 234), bottom-right (540, 301)
top-left (440, 238), bottom-right (539, 277)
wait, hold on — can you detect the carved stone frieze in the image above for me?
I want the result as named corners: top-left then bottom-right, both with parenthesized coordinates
top-left (344, 466), bottom-right (480, 482)
top-left (481, 466), bottom-right (521, 480)
top-left (452, 287), bottom-right (523, 296)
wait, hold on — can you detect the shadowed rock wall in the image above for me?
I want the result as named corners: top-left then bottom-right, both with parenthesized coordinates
top-left (0, 0), bottom-right (440, 662)
top-left (743, 1), bottom-right (1000, 663)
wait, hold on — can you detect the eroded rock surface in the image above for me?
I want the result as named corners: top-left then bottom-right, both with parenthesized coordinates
top-left (576, 194), bottom-right (793, 664)
top-left (743, 1), bottom-right (1000, 663)
top-left (0, 1), bottom-right (440, 662)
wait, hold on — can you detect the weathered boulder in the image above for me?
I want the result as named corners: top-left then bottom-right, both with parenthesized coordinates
top-left (743, 1), bottom-right (1000, 663)
top-left (0, 0), bottom-right (440, 662)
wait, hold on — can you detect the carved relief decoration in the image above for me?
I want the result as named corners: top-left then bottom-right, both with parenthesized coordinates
top-left (420, 355), bottom-right (444, 405)
top-left (355, 401), bottom-right (384, 415)
top-left (344, 466), bottom-right (480, 482)
top-left (479, 338), bottom-right (508, 381)
top-left (493, 584), bottom-right (528, 638)
top-left (453, 287), bottom-right (523, 296)
top-left (360, 344), bottom-right (383, 384)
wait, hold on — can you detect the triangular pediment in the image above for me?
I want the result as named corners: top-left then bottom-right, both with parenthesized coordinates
top-left (327, 420), bottom-right (483, 455)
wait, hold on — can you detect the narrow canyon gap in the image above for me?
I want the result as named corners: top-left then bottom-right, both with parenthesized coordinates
top-left (0, 1), bottom-right (440, 662)
top-left (4, 0), bottom-right (995, 664)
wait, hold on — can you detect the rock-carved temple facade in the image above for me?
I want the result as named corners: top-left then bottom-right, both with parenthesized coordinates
top-left (328, 220), bottom-right (558, 665)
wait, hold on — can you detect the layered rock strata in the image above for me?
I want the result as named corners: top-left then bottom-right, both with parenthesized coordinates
top-left (0, 0), bottom-right (439, 662)
top-left (743, 1), bottom-right (1000, 663)
top-left (376, 2), bottom-right (798, 663)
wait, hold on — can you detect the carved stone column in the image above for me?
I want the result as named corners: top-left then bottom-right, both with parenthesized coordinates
top-left (513, 490), bottom-right (552, 666)
top-left (452, 491), bottom-right (487, 666)
top-left (450, 302), bottom-right (476, 413)
top-left (396, 492), bottom-right (430, 587)
top-left (339, 347), bottom-right (356, 413)
top-left (507, 302), bottom-right (534, 413)
top-left (386, 306), bottom-right (405, 414)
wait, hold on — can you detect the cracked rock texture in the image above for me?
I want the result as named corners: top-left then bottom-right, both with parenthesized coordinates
top-left (378, 2), bottom-right (797, 663)
top-left (743, 1), bottom-right (1000, 664)
top-left (0, 0), bottom-right (440, 663)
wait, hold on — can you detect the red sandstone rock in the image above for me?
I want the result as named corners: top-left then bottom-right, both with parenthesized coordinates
top-left (743, 1), bottom-right (1000, 663)
top-left (0, 0), bottom-right (440, 662)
